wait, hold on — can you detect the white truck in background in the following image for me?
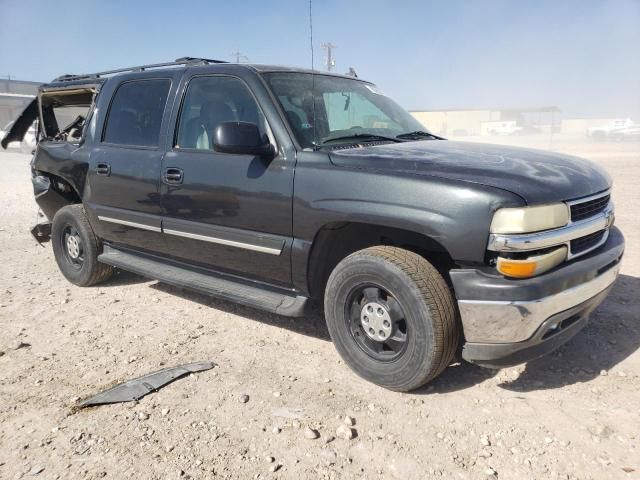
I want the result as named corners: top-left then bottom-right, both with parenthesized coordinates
top-left (587, 118), bottom-right (640, 141)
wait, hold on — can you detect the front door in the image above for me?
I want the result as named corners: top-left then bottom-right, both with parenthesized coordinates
top-left (85, 76), bottom-right (175, 253)
top-left (160, 74), bottom-right (295, 287)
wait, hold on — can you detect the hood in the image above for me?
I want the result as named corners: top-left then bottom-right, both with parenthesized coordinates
top-left (1, 99), bottom-right (38, 149)
top-left (328, 140), bottom-right (611, 204)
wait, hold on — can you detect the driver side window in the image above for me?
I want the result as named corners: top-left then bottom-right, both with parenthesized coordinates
top-left (176, 76), bottom-right (268, 150)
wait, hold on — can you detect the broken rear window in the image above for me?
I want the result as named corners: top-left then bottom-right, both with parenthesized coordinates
top-left (40, 88), bottom-right (95, 141)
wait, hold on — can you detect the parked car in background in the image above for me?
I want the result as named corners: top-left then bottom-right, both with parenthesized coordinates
top-left (1, 58), bottom-right (624, 391)
top-left (587, 118), bottom-right (640, 141)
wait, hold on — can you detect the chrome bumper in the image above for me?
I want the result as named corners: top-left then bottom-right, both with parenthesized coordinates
top-left (458, 262), bottom-right (620, 344)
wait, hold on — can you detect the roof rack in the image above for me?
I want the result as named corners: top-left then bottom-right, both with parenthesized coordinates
top-left (51, 57), bottom-right (228, 83)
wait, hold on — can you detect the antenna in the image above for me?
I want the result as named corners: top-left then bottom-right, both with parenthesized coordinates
top-left (309, 0), bottom-right (318, 149)
top-left (321, 43), bottom-right (336, 71)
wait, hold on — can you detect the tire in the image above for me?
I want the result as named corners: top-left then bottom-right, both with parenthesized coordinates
top-left (324, 246), bottom-right (459, 391)
top-left (51, 204), bottom-right (113, 286)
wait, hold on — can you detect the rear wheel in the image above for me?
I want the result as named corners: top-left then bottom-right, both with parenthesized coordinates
top-left (51, 205), bottom-right (113, 286)
top-left (324, 246), bottom-right (459, 391)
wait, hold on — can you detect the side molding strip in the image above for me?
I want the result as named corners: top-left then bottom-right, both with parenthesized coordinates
top-left (163, 228), bottom-right (283, 256)
top-left (98, 216), bottom-right (161, 233)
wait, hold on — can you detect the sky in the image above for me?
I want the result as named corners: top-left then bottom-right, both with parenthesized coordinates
top-left (1, 0), bottom-right (639, 118)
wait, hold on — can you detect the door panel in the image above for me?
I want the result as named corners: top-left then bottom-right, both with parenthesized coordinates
top-left (162, 217), bottom-right (286, 255)
top-left (159, 74), bottom-right (294, 286)
top-left (160, 150), bottom-right (294, 286)
top-left (87, 145), bottom-right (165, 250)
top-left (84, 76), bottom-right (174, 252)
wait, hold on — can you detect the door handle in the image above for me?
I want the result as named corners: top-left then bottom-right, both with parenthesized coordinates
top-left (163, 167), bottom-right (184, 185)
top-left (96, 163), bottom-right (111, 176)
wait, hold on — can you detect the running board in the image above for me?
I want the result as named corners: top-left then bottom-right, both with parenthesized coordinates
top-left (98, 245), bottom-right (309, 317)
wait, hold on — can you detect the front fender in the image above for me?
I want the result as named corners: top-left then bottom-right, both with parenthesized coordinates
top-left (293, 153), bottom-right (524, 264)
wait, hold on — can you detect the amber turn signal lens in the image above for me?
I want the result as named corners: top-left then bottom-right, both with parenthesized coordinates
top-left (496, 260), bottom-right (537, 278)
top-left (496, 246), bottom-right (568, 279)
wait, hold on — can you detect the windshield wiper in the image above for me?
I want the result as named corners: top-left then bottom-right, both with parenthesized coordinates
top-left (395, 130), bottom-right (442, 140)
top-left (321, 133), bottom-right (402, 145)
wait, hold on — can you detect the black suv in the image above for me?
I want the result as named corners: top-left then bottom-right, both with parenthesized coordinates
top-left (2, 58), bottom-right (624, 391)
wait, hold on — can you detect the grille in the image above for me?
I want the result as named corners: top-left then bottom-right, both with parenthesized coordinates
top-left (570, 194), bottom-right (610, 222)
top-left (570, 230), bottom-right (606, 255)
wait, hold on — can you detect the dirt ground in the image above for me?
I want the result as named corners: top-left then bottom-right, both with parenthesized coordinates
top-left (0, 135), bottom-right (638, 480)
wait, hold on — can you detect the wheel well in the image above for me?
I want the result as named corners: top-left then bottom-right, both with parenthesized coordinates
top-left (36, 172), bottom-right (82, 220)
top-left (48, 174), bottom-right (81, 203)
top-left (307, 222), bottom-right (456, 299)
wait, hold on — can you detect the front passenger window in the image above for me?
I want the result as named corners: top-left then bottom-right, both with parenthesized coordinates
top-left (176, 76), bottom-right (267, 150)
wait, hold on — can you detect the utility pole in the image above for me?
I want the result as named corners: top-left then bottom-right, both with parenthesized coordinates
top-left (231, 49), bottom-right (248, 64)
top-left (321, 43), bottom-right (336, 71)
top-left (0, 74), bottom-right (11, 93)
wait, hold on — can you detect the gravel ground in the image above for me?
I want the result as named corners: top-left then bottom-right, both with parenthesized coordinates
top-left (0, 137), bottom-right (638, 480)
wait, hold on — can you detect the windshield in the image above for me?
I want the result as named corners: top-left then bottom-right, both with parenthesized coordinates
top-left (262, 72), bottom-right (428, 148)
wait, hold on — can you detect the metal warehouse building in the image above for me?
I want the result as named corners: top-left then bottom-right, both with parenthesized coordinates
top-left (410, 106), bottom-right (560, 137)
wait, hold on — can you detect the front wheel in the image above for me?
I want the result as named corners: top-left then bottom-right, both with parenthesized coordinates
top-left (324, 246), bottom-right (459, 391)
top-left (51, 205), bottom-right (113, 286)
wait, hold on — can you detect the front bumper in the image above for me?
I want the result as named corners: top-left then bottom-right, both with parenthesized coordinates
top-left (451, 227), bottom-right (624, 368)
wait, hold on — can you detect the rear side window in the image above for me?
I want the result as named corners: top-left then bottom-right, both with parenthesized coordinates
top-left (103, 79), bottom-right (171, 147)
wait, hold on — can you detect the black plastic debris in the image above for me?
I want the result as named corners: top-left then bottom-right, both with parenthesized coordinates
top-left (30, 222), bottom-right (52, 245)
top-left (79, 361), bottom-right (215, 407)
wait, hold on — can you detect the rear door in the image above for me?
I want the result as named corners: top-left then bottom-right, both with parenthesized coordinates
top-left (159, 72), bottom-right (296, 287)
top-left (85, 74), bottom-right (178, 253)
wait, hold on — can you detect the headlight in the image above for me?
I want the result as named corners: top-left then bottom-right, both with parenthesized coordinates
top-left (490, 203), bottom-right (569, 234)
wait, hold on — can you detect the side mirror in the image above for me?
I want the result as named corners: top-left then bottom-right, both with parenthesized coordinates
top-left (213, 121), bottom-right (276, 158)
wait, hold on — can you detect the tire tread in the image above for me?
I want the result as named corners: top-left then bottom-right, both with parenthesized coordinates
top-left (52, 205), bottom-right (113, 286)
top-left (340, 246), bottom-right (459, 390)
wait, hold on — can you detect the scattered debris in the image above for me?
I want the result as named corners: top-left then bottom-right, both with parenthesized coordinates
top-left (29, 466), bottom-right (45, 475)
top-left (78, 361), bottom-right (215, 407)
top-left (271, 407), bottom-right (304, 419)
top-left (137, 411), bottom-right (150, 421)
top-left (484, 467), bottom-right (497, 476)
top-left (336, 425), bottom-right (356, 440)
top-left (480, 435), bottom-right (491, 447)
top-left (344, 415), bottom-right (355, 426)
top-left (304, 426), bottom-right (320, 439)
top-left (271, 426), bottom-right (281, 434)
top-left (13, 341), bottom-right (31, 350)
